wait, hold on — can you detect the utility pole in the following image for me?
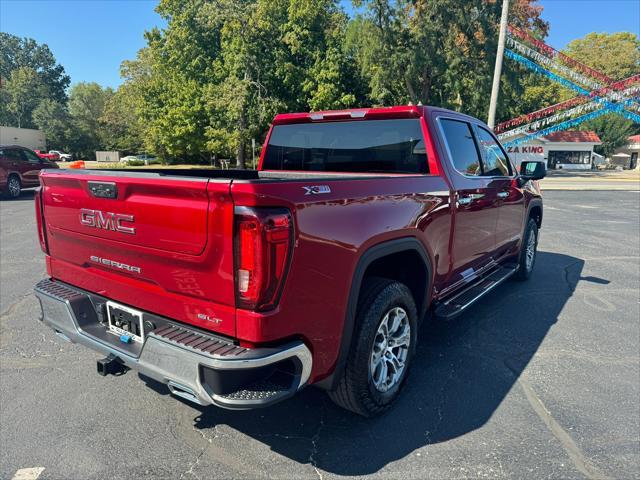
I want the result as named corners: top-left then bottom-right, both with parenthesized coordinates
top-left (251, 138), bottom-right (256, 169)
top-left (487, 0), bottom-right (509, 129)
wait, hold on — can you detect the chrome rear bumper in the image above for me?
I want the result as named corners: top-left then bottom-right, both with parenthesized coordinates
top-left (34, 279), bottom-right (312, 409)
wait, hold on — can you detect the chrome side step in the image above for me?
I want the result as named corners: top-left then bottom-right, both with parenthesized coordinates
top-left (434, 264), bottom-right (518, 320)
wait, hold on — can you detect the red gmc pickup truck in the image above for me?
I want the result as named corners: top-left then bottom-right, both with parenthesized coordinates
top-left (34, 150), bottom-right (60, 162)
top-left (34, 106), bottom-right (545, 417)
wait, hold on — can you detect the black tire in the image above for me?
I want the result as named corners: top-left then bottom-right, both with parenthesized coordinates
top-left (515, 218), bottom-right (538, 281)
top-left (328, 277), bottom-right (418, 417)
top-left (5, 175), bottom-right (21, 199)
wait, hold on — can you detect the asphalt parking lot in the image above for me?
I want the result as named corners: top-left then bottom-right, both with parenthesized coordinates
top-left (1, 189), bottom-right (639, 480)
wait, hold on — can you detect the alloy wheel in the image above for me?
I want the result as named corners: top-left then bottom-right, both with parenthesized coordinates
top-left (8, 177), bottom-right (20, 198)
top-left (525, 229), bottom-right (536, 271)
top-left (370, 306), bottom-right (411, 393)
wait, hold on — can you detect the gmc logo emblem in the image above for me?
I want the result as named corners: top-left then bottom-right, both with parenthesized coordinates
top-left (80, 209), bottom-right (135, 234)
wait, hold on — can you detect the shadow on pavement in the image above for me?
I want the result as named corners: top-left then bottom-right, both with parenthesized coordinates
top-left (1, 189), bottom-right (36, 202)
top-left (147, 251), bottom-right (602, 475)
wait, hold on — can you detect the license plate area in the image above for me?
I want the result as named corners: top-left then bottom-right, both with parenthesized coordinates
top-left (106, 301), bottom-right (144, 344)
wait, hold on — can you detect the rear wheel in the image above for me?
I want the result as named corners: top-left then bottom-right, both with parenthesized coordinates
top-left (328, 277), bottom-right (418, 417)
top-left (515, 218), bottom-right (538, 281)
top-left (5, 175), bottom-right (21, 199)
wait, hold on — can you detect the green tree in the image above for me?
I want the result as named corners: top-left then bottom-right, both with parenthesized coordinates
top-left (32, 99), bottom-right (71, 150)
top-left (122, 0), bottom-right (364, 166)
top-left (564, 32), bottom-right (640, 80)
top-left (0, 33), bottom-right (70, 102)
top-left (118, 0), bottom-right (554, 164)
top-left (497, 73), bottom-right (563, 123)
top-left (202, 0), bottom-right (363, 166)
top-left (345, 0), bottom-right (547, 119)
top-left (100, 84), bottom-right (144, 153)
top-left (565, 33), bottom-right (640, 152)
top-left (119, 0), bottom-right (223, 162)
top-left (205, 0), bottom-right (356, 168)
top-left (67, 82), bottom-right (114, 159)
top-left (3, 67), bottom-right (47, 128)
top-left (584, 113), bottom-right (635, 158)
top-left (121, 43), bottom-right (210, 161)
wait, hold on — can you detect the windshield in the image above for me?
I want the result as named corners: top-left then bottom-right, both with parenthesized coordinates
top-left (263, 118), bottom-right (428, 174)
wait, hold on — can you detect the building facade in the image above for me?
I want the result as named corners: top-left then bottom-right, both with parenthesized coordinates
top-left (0, 126), bottom-right (46, 151)
top-left (505, 131), bottom-right (602, 170)
top-left (611, 135), bottom-right (640, 170)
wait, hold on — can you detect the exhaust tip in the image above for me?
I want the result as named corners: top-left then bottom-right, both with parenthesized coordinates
top-left (168, 381), bottom-right (205, 405)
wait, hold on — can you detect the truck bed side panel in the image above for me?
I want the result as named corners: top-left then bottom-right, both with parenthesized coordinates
top-left (231, 175), bottom-right (451, 381)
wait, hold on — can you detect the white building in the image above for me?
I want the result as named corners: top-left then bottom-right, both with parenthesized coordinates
top-left (95, 151), bottom-right (120, 163)
top-left (611, 135), bottom-right (640, 170)
top-left (505, 130), bottom-right (602, 170)
top-left (0, 126), bottom-right (46, 151)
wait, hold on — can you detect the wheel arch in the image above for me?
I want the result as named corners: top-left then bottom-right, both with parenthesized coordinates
top-left (528, 199), bottom-right (543, 228)
top-left (316, 237), bottom-right (432, 390)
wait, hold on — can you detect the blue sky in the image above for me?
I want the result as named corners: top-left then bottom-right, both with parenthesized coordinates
top-left (0, 0), bottom-right (638, 89)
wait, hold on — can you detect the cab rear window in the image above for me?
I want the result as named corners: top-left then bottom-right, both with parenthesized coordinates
top-left (263, 119), bottom-right (428, 174)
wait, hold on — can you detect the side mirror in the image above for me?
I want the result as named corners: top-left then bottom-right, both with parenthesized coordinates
top-left (518, 161), bottom-right (546, 185)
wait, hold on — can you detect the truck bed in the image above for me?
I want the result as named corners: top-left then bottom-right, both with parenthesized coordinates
top-left (39, 166), bottom-right (444, 342)
top-left (77, 168), bottom-right (418, 181)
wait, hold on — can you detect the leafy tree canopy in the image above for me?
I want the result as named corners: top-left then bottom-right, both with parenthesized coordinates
top-left (3, 3), bottom-right (637, 164)
top-left (345, 0), bottom-right (548, 120)
top-left (66, 82), bottom-right (114, 159)
top-left (2, 66), bottom-right (48, 128)
top-left (32, 98), bottom-right (70, 150)
top-left (584, 113), bottom-right (636, 158)
top-left (0, 33), bottom-right (70, 128)
top-left (0, 32), bottom-right (70, 102)
top-left (120, 0), bottom-right (365, 166)
top-left (564, 32), bottom-right (640, 80)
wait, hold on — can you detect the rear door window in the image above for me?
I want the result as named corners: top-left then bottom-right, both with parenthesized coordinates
top-left (439, 119), bottom-right (482, 176)
top-left (474, 126), bottom-right (512, 177)
top-left (3, 149), bottom-right (25, 162)
top-left (263, 119), bottom-right (428, 174)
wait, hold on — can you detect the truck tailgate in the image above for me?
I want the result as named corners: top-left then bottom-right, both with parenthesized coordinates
top-left (39, 170), bottom-right (237, 336)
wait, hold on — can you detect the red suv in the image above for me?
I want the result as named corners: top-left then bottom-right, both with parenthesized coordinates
top-left (1, 145), bottom-right (59, 199)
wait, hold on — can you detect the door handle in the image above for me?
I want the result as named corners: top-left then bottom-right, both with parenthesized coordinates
top-left (497, 191), bottom-right (509, 199)
top-left (457, 193), bottom-right (484, 207)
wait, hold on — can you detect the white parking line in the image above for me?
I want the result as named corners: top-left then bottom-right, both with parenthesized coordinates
top-left (11, 467), bottom-right (45, 480)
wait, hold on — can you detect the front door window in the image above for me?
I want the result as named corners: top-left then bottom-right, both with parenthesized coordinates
top-left (22, 150), bottom-right (42, 164)
top-left (475, 126), bottom-right (512, 177)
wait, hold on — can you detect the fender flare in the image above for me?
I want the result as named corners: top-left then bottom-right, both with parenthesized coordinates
top-left (527, 198), bottom-right (543, 226)
top-left (316, 237), bottom-right (432, 390)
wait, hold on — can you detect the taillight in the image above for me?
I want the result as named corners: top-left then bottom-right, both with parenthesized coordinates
top-left (234, 207), bottom-right (293, 311)
top-left (34, 186), bottom-right (49, 254)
